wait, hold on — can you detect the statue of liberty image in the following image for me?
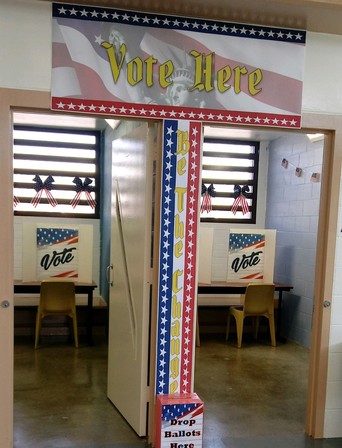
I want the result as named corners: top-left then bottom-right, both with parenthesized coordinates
top-left (165, 67), bottom-right (206, 108)
top-left (102, 25), bottom-right (207, 108)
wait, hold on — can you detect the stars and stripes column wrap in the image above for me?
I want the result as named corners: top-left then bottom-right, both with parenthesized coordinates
top-left (156, 120), bottom-right (202, 395)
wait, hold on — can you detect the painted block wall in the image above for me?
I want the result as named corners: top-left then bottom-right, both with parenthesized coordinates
top-left (265, 133), bottom-right (323, 347)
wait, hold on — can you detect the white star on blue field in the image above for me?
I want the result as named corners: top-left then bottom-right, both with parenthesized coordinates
top-left (37, 228), bottom-right (78, 247)
top-left (229, 233), bottom-right (265, 252)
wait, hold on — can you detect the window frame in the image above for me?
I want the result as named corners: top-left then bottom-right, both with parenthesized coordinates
top-left (200, 137), bottom-right (260, 224)
top-left (13, 125), bottom-right (101, 219)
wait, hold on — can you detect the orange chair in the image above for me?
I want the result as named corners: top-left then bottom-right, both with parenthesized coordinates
top-left (226, 283), bottom-right (276, 348)
top-left (35, 280), bottom-right (78, 349)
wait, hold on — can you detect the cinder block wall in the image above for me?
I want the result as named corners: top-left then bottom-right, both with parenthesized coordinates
top-left (265, 133), bottom-right (323, 347)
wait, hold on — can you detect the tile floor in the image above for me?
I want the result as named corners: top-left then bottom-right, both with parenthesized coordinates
top-left (13, 333), bottom-right (342, 448)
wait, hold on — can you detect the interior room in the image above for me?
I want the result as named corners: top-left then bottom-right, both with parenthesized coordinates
top-left (13, 112), bottom-right (324, 348)
top-left (3, 0), bottom-right (342, 446)
top-left (12, 111), bottom-right (332, 447)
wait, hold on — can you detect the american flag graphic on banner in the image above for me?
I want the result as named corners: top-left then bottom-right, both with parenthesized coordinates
top-left (51, 3), bottom-right (306, 128)
top-left (156, 120), bottom-right (201, 395)
top-left (36, 227), bottom-right (79, 280)
top-left (227, 232), bottom-right (265, 281)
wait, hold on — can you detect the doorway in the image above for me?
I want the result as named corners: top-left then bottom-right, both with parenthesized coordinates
top-left (13, 114), bottom-right (322, 442)
top-left (0, 88), bottom-right (337, 446)
top-left (12, 112), bottom-right (158, 443)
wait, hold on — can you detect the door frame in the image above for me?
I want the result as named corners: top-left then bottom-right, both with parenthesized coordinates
top-left (302, 117), bottom-right (340, 437)
top-left (0, 89), bottom-right (52, 448)
top-left (0, 88), bottom-right (339, 445)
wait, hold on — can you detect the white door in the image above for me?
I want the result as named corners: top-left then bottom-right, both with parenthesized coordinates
top-left (107, 122), bottom-right (156, 436)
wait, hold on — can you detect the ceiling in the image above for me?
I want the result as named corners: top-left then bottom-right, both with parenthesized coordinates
top-left (44, 0), bottom-right (342, 36)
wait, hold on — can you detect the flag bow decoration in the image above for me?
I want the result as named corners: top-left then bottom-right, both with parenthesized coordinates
top-left (31, 175), bottom-right (58, 208)
top-left (231, 184), bottom-right (250, 215)
top-left (13, 196), bottom-right (20, 208)
top-left (71, 176), bottom-right (96, 209)
top-left (201, 183), bottom-right (215, 213)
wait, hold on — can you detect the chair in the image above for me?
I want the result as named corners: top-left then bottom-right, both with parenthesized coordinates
top-left (226, 283), bottom-right (276, 348)
top-left (35, 280), bottom-right (78, 349)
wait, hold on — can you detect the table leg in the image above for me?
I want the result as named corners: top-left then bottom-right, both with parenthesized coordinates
top-left (196, 312), bottom-right (200, 347)
top-left (87, 289), bottom-right (93, 345)
top-left (276, 290), bottom-right (287, 343)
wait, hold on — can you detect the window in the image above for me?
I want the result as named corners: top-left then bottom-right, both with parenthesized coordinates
top-left (13, 126), bottom-right (100, 218)
top-left (200, 138), bottom-right (260, 223)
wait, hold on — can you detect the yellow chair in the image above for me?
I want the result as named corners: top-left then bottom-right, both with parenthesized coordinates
top-left (35, 280), bottom-right (78, 349)
top-left (226, 283), bottom-right (276, 348)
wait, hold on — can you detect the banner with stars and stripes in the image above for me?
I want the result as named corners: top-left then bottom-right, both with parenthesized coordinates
top-left (52, 2), bottom-right (306, 128)
top-left (156, 120), bottom-right (202, 395)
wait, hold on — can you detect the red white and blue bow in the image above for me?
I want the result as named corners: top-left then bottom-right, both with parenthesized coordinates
top-left (31, 175), bottom-right (57, 208)
top-left (231, 184), bottom-right (250, 215)
top-left (71, 176), bottom-right (96, 209)
top-left (201, 183), bottom-right (215, 213)
top-left (13, 196), bottom-right (20, 208)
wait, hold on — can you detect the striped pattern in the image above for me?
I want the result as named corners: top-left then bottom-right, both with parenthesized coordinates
top-left (156, 120), bottom-right (201, 395)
